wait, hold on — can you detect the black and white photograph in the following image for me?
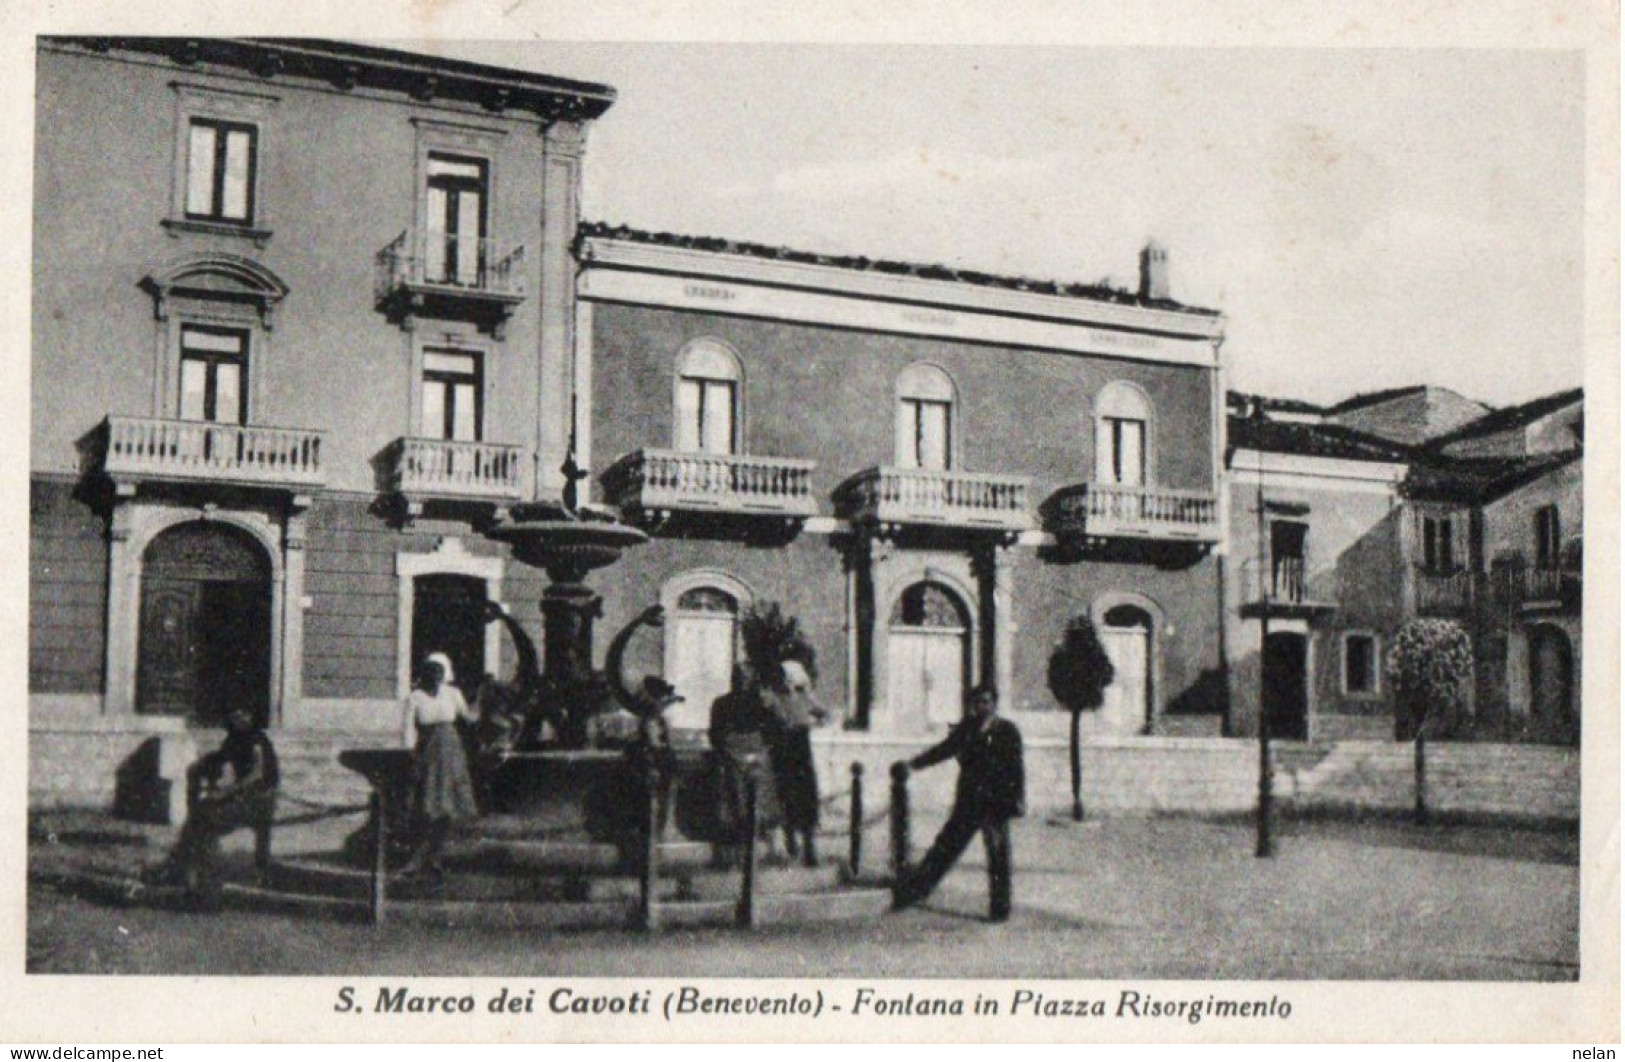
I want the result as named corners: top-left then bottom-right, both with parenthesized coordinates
top-left (9, 0), bottom-right (1616, 1044)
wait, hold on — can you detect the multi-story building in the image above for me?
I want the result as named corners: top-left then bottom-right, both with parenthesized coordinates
top-left (1224, 387), bottom-right (1583, 743)
top-left (31, 37), bottom-right (616, 804)
top-left (577, 228), bottom-right (1229, 747)
top-left (30, 37), bottom-right (1233, 810)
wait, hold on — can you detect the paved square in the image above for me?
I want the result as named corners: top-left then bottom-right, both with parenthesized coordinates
top-left (27, 810), bottom-right (1578, 980)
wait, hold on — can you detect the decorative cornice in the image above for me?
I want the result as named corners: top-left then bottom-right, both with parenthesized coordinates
top-left (580, 262), bottom-right (1220, 368)
top-left (578, 235), bottom-right (1224, 344)
top-left (45, 37), bottom-right (617, 122)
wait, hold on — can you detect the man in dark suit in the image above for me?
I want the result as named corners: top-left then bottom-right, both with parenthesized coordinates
top-left (892, 684), bottom-right (1025, 922)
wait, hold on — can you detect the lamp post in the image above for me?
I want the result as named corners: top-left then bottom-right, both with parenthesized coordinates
top-left (1254, 467), bottom-right (1275, 858)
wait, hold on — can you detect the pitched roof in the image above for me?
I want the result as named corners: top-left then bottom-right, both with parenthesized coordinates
top-left (1402, 450), bottom-right (1580, 504)
top-left (578, 222), bottom-right (1222, 317)
top-left (1227, 415), bottom-right (1412, 463)
top-left (1326, 385), bottom-right (1430, 414)
top-left (1425, 387), bottom-right (1584, 449)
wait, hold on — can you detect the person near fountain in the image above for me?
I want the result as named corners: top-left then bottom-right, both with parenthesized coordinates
top-left (891, 684), bottom-right (1026, 923)
top-left (144, 707), bottom-right (280, 910)
top-left (399, 652), bottom-right (480, 879)
top-left (708, 664), bottom-right (784, 866)
top-left (762, 658), bottom-right (829, 867)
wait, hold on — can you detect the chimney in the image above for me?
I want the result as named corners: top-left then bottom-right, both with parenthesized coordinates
top-left (1139, 240), bottom-right (1169, 301)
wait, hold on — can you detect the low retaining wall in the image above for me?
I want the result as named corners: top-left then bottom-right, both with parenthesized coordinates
top-left (1273, 741), bottom-right (1580, 821)
top-left (31, 724), bottom-right (1580, 825)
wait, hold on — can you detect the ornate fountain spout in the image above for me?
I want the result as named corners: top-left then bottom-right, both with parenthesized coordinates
top-left (484, 499), bottom-right (648, 752)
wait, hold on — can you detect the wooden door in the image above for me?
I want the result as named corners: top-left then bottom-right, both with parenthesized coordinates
top-left (887, 627), bottom-right (966, 732)
top-left (137, 580), bottom-right (200, 718)
top-left (1100, 624), bottom-right (1149, 736)
top-left (667, 610), bottom-right (737, 730)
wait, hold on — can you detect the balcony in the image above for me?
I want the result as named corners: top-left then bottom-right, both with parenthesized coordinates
top-left (100, 416), bottom-right (325, 492)
top-left (1414, 568), bottom-right (1475, 616)
top-left (374, 228), bottom-right (526, 337)
top-left (603, 449), bottom-right (819, 525)
top-left (1043, 483), bottom-right (1221, 544)
top-left (1238, 556), bottom-right (1336, 619)
top-left (836, 466), bottom-right (1032, 537)
top-left (390, 437), bottom-right (524, 515)
top-left (1520, 566), bottom-right (1581, 612)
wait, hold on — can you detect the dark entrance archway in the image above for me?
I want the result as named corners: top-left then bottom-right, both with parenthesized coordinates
top-left (137, 521), bottom-right (272, 727)
top-left (1263, 631), bottom-right (1309, 740)
top-left (411, 573), bottom-right (489, 695)
top-left (1528, 625), bottom-right (1575, 726)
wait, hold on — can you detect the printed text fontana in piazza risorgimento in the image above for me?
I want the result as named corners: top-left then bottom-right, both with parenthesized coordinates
top-left (333, 985), bottom-right (1294, 1024)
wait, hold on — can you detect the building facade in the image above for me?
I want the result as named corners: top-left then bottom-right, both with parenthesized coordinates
top-left (1224, 388), bottom-right (1583, 743)
top-left (30, 37), bottom-right (1232, 811)
top-left (576, 227), bottom-right (1229, 745)
top-left (31, 38), bottom-right (617, 802)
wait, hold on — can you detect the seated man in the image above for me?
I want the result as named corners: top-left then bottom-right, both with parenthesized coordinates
top-left (150, 708), bottom-right (280, 909)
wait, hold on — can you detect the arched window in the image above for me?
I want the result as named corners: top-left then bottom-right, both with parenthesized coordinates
top-left (674, 339), bottom-right (742, 455)
top-left (1096, 381), bottom-right (1153, 487)
top-left (896, 362), bottom-right (956, 471)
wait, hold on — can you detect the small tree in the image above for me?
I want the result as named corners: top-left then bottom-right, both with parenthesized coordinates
top-left (1048, 616), bottom-right (1115, 821)
top-left (1386, 619), bottom-right (1472, 824)
top-left (740, 602), bottom-right (817, 689)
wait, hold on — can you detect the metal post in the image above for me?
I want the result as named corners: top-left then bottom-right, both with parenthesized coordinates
top-left (369, 788), bottom-right (387, 926)
top-left (1255, 469), bottom-right (1275, 859)
top-left (1414, 721), bottom-right (1430, 826)
top-left (639, 759), bottom-right (662, 932)
top-left (890, 762), bottom-right (911, 879)
top-left (737, 757), bottom-right (759, 929)
top-left (848, 762), bottom-right (865, 875)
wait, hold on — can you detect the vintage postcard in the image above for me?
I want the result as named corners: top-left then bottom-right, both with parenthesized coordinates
top-left (3, 0), bottom-right (1617, 1044)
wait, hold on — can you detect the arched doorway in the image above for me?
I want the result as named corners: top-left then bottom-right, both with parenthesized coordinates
top-left (1100, 604), bottom-right (1153, 736)
top-left (410, 573), bottom-right (489, 696)
top-left (137, 521), bottom-right (272, 727)
top-left (666, 585), bottom-right (741, 730)
top-left (887, 581), bottom-right (972, 732)
top-left (1528, 626), bottom-right (1575, 725)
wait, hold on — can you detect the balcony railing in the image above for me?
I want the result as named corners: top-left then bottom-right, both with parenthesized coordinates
top-left (1237, 556), bottom-right (1335, 616)
top-left (1412, 566), bottom-right (1581, 618)
top-left (102, 416), bottom-right (325, 489)
top-left (1414, 568), bottom-right (1474, 615)
top-left (391, 438), bottom-right (523, 502)
top-left (603, 449), bottom-right (819, 519)
top-left (1044, 483), bottom-right (1221, 542)
top-left (375, 229), bottom-right (526, 301)
top-left (837, 466), bottom-right (1032, 534)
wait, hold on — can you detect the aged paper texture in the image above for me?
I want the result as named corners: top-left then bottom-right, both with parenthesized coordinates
top-left (2, 0), bottom-right (1617, 1044)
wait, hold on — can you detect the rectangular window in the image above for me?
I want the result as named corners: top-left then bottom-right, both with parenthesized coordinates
top-left (185, 118), bottom-right (257, 224)
top-left (676, 376), bottom-right (736, 454)
top-left (1534, 505), bottom-right (1561, 569)
top-left (1422, 514), bottom-right (1456, 572)
top-left (1103, 416), bottom-right (1146, 486)
top-left (178, 325), bottom-right (248, 424)
top-left (898, 398), bottom-right (952, 471)
top-left (425, 153), bottom-right (488, 286)
top-left (422, 350), bottom-right (482, 441)
top-left (1343, 633), bottom-right (1379, 697)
